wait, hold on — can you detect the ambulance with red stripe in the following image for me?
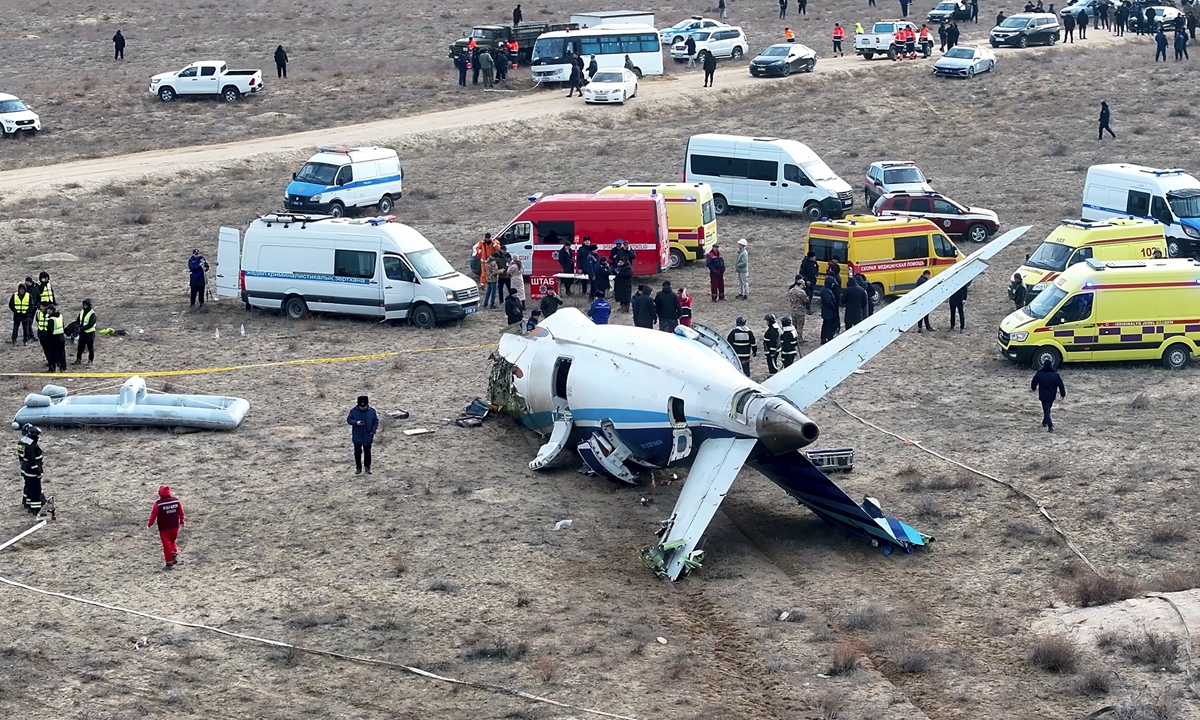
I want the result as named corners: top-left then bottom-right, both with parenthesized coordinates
top-left (1015, 218), bottom-right (1167, 301)
top-left (595, 181), bottom-right (717, 269)
top-left (804, 215), bottom-right (963, 305)
top-left (494, 193), bottom-right (669, 299)
top-left (998, 258), bottom-right (1200, 370)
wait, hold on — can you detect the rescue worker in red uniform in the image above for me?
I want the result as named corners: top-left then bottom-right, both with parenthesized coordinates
top-left (148, 485), bottom-right (185, 570)
top-left (832, 23), bottom-right (846, 56)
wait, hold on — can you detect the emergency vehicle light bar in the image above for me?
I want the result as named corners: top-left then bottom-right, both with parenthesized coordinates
top-left (318, 147), bottom-right (354, 154)
top-left (1144, 168), bottom-right (1187, 176)
top-left (527, 192), bottom-right (544, 204)
top-left (364, 215), bottom-right (397, 225)
top-left (1059, 218), bottom-right (1112, 229)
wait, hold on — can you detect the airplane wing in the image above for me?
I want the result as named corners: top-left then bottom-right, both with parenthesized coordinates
top-left (763, 227), bottom-right (1029, 410)
top-left (650, 437), bottom-right (758, 581)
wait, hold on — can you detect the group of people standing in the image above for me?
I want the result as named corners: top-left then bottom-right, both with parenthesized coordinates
top-left (8, 271), bottom-right (97, 371)
top-left (455, 42), bottom-right (517, 88)
top-left (703, 240), bottom-right (750, 301)
top-left (471, 233), bottom-right (526, 316)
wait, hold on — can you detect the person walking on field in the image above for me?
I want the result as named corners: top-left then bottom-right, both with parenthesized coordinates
top-left (347, 395), bottom-right (379, 475)
top-left (718, 0), bottom-right (728, 19)
top-left (735, 239), bottom-right (750, 300)
top-left (833, 23), bottom-right (846, 56)
top-left (147, 485), bottom-right (185, 570)
top-left (706, 243), bottom-right (726, 301)
top-left (113, 30), bottom-right (125, 60)
top-left (567, 58), bottom-right (583, 96)
top-left (274, 45), bottom-right (288, 78)
top-left (685, 35), bottom-right (698, 68)
top-left (702, 50), bottom-right (717, 87)
top-left (1098, 101), bottom-right (1115, 139)
top-left (948, 282), bottom-right (968, 332)
top-left (1031, 359), bottom-right (1066, 431)
top-left (73, 298), bottom-right (97, 365)
top-left (188, 248), bottom-right (209, 308)
top-left (1063, 10), bottom-right (1075, 41)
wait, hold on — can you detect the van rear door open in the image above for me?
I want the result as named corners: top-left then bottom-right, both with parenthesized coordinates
top-left (216, 227), bottom-right (241, 298)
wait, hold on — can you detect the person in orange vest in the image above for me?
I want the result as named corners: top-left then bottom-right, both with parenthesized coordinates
top-left (467, 37), bottom-right (477, 51)
top-left (919, 23), bottom-right (931, 54)
top-left (472, 232), bottom-right (501, 296)
top-left (785, 27), bottom-right (796, 43)
top-left (893, 28), bottom-right (905, 59)
top-left (832, 23), bottom-right (845, 56)
top-left (905, 26), bottom-right (917, 58)
top-left (509, 40), bottom-right (520, 67)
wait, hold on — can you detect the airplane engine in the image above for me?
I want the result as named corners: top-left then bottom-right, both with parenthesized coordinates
top-left (753, 396), bottom-right (820, 455)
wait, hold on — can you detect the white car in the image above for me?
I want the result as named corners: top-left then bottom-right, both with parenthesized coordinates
top-left (659, 16), bottom-right (728, 45)
top-left (582, 68), bottom-right (638, 104)
top-left (671, 27), bottom-right (749, 62)
top-left (932, 45), bottom-right (996, 78)
top-left (0, 93), bottom-right (40, 137)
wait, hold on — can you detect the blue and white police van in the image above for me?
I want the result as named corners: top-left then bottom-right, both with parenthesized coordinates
top-left (284, 147), bottom-right (403, 217)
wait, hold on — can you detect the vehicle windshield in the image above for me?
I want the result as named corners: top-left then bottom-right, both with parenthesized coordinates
top-left (407, 248), bottom-right (455, 279)
top-left (692, 32), bottom-right (711, 41)
top-left (1026, 286), bottom-right (1066, 319)
top-left (1025, 241), bottom-right (1073, 271)
top-left (592, 72), bottom-right (623, 83)
top-left (801, 159), bottom-right (839, 183)
top-left (943, 47), bottom-right (975, 58)
top-left (294, 162), bottom-right (339, 185)
top-left (471, 28), bottom-right (502, 39)
top-left (0, 100), bottom-right (28, 113)
top-left (1168, 192), bottom-right (1200, 218)
top-left (761, 46), bottom-right (790, 56)
top-left (936, 3), bottom-right (957, 9)
top-left (1000, 16), bottom-right (1030, 26)
top-left (667, 19), bottom-right (693, 30)
top-left (884, 167), bottom-right (925, 184)
top-left (532, 37), bottom-right (567, 62)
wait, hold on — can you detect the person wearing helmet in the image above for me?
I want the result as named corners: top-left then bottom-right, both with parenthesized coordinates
top-left (727, 317), bottom-right (757, 377)
top-left (74, 298), bottom-right (97, 365)
top-left (762, 314), bottom-right (781, 375)
top-left (780, 317), bottom-right (800, 368)
top-left (17, 424), bottom-right (44, 516)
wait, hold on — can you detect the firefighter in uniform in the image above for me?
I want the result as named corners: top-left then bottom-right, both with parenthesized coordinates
top-left (727, 316), bottom-right (757, 377)
top-left (762, 314), bottom-right (782, 375)
top-left (780, 317), bottom-right (800, 368)
top-left (17, 424), bottom-right (44, 516)
top-left (74, 298), bottom-right (97, 365)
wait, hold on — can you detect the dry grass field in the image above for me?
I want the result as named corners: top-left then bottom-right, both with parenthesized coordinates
top-left (3, 1), bottom-right (1200, 719)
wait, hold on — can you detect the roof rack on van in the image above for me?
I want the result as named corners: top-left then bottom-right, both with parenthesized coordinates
top-left (1059, 218), bottom-right (1112, 229)
top-left (1085, 258), bottom-right (1106, 271)
top-left (363, 215), bottom-right (397, 225)
top-left (610, 180), bottom-right (629, 187)
top-left (318, 147), bottom-right (353, 154)
top-left (260, 213), bottom-right (327, 226)
top-left (751, 137), bottom-right (779, 142)
top-left (1142, 168), bottom-right (1187, 176)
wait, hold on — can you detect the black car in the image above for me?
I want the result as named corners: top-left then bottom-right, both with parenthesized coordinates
top-left (748, 43), bottom-right (817, 76)
top-left (989, 12), bottom-right (1061, 47)
top-left (928, 1), bottom-right (973, 22)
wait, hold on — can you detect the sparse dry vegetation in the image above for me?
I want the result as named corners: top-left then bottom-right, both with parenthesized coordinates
top-left (1069, 573), bottom-right (1144, 607)
top-left (1029, 635), bottom-right (1080, 674)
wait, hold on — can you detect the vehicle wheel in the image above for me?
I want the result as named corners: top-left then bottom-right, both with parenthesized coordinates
top-left (865, 188), bottom-right (873, 206)
top-left (668, 248), bottom-right (687, 270)
top-left (1031, 346), bottom-right (1062, 370)
top-left (377, 195), bottom-right (394, 214)
top-left (863, 50), bottom-right (875, 60)
top-left (158, 87), bottom-right (176, 102)
top-left (886, 47), bottom-right (896, 60)
top-left (871, 283), bottom-right (885, 306)
top-left (967, 66), bottom-right (975, 78)
top-left (1163, 343), bottom-right (1191, 370)
top-left (632, 67), bottom-right (643, 78)
top-left (410, 303), bottom-right (437, 330)
top-left (990, 41), bottom-right (1001, 48)
top-left (989, 60), bottom-right (996, 72)
top-left (967, 223), bottom-right (989, 243)
top-left (806, 59), bottom-right (816, 72)
top-left (328, 201), bottom-right (345, 218)
top-left (673, 36), bottom-right (684, 45)
top-left (222, 86), bottom-right (241, 103)
top-left (731, 47), bottom-right (744, 60)
top-left (1051, 32), bottom-right (1060, 44)
top-left (803, 201), bottom-right (823, 221)
top-left (782, 64), bottom-right (792, 76)
top-left (1017, 35), bottom-right (1028, 48)
top-left (923, 43), bottom-right (933, 58)
top-left (284, 296), bottom-right (309, 320)
top-left (713, 194), bottom-right (729, 216)
top-left (1167, 239), bottom-right (1182, 257)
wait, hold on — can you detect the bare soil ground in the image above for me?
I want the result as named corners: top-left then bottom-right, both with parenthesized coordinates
top-left (3, 9), bottom-right (1200, 720)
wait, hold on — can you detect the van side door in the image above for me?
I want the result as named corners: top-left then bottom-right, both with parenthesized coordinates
top-left (499, 221), bottom-right (534, 273)
top-left (746, 151), bottom-right (780, 210)
top-left (782, 163), bottom-right (815, 214)
top-left (1046, 291), bottom-right (1095, 361)
top-left (331, 247), bottom-right (383, 317)
top-left (333, 165), bottom-right (354, 207)
top-left (382, 254), bottom-right (418, 320)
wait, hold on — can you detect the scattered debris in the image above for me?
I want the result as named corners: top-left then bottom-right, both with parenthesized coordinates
top-left (239, 324), bottom-right (246, 336)
top-left (554, 519), bottom-right (573, 531)
top-left (806, 447), bottom-right (855, 474)
top-left (454, 398), bottom-right (492, 427)
top-left (386, 410), bottom-right (410, 419)
top-left (639, 497), bottom-right (653, 506)
top-left (402, 428), bottom-right (432, 436)
top-left (656, 637), bottom-right (668, 645)
top-left (779, 611), bottom-right (792, 621)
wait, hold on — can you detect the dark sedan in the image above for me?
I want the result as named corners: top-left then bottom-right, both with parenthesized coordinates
top-left (749, 43), bottom-right (817, 76)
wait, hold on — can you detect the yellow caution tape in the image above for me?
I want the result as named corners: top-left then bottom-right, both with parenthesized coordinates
top-left (0, 343), bottom-right (498, 379)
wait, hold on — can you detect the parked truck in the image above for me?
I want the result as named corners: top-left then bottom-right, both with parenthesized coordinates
top-left (854, 21), bottom-right (931, 60)
top-left (448, 22), bottom-right (577, 64)
top-left (149, 61), bottom-right (264, 103)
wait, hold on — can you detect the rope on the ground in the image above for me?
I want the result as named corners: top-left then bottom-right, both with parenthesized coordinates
top-left (0, 524), bottom-right (640, 720)
top-left (829, 398), bottom-right (1100, 576)
top-left (1146, 593), bottom-right (1200, 701)
top-left (0, 344), bottom-right (498, 379)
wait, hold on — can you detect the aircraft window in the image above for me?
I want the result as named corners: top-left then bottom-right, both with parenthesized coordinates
top-left (732, 390), bottom-right (757, 418)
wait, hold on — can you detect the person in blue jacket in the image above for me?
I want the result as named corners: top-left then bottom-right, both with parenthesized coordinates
top-left (586, 290), bottom-right (611, 325)
top-left (188, 249), bottom-right (209, 308)
top-left (347, 395), bottom-right (379, 474)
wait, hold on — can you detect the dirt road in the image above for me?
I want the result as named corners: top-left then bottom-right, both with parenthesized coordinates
top-left (0, 34), bottom-right (1130, 201)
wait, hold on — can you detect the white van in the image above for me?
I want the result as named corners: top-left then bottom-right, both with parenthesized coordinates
top-left (683, 134), bottom-right (855, 220)
top-left (215, 214), bottom-right (478, 329)
top-left (1082, 163), bottom-right (1200, 258)
top-left (285, 147), bottom-right (403, 218)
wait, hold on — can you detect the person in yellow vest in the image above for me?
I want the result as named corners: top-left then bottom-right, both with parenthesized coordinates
top-left (73, 298), bottom-right (96, 365)
top-left (34, 302), bottom-right (51, 367)
top-left (8, 283), bottom-right (32, 345)
top-left (35, 271), bottom-right (54, 306)
top-left (45, 303), bottom-right (67, 372)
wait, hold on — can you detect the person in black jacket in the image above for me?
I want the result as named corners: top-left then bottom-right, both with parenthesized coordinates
top-left (504, 287), bottom-right (524, 326)
top-left (1099, 101), bottom-right (1115, 139)
top-left (702, 49), bottom-right (717, 87)
top-left (915, 270), bottom-right (934, 332)
top-left (819, 278), bottom-right (840, 344)
top-left (612, 258), bottom-right (633, 312)
top-left (455, 51), bottom-right (469, 86)
top-left (706, 246), bottom-right (726, 301)
top-left (685, 35), bottom-right (698, 68)
top-left (592, 256), bottom-right (611, 297)
top-left (471, 47), bottom-right (482, 85)
top-left (762, 314), bottom-right (781, 374)
top-left (567, 57), bottom-right (583, 96)
top-left (556, 241), bottom-right (575, 295)
top-left (1077, 9), bottom-right (1088, 38)
top-left (513, 3), bottom-right (522, 24)
top-left (1064, 10), bottom-right (1076, 41)
top-left (113, 30), bottom-right (126, 60)
top-left (949, 281), bottom-right (969, 331)
top-left (632, 285), bottom-right (657, 328)
top-left (843, 280), bottom-right (867, 330)
top-left (654, 281), bottom-right (681, 332)
top-left (576, 237), bottom-right (594, 296)
top-left (727, 317), bottom-right (757, 376)
top-left (274, 45), bottom-right (288, 79)
top-left (540, 288), bottom-right (564, 317)
top-left (1009, 273), bottom-right (1028, 310)
top-left (1031, 359), bottom-right (1066, 431)
top-left (855, 273), bottom-right (875, 316)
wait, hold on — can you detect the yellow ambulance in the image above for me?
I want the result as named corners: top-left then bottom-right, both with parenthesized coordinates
top-left (596, 181), bottom-right (716, 269)
top-left (1016, 218), bottom-right (1168, 300)
top-left (998, 258), bottom-right (1200, 370)
top-left (804, 215), bottom-right (963, 304)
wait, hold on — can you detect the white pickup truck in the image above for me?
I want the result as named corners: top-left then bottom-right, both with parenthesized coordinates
top-left (854, 21), bottom-right (932, 60)
top-left (148, 61), bottom-right (264, 103)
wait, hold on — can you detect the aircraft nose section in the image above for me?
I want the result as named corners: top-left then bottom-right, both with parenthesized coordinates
top-left (755, 397), bottom-right (820, 455)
